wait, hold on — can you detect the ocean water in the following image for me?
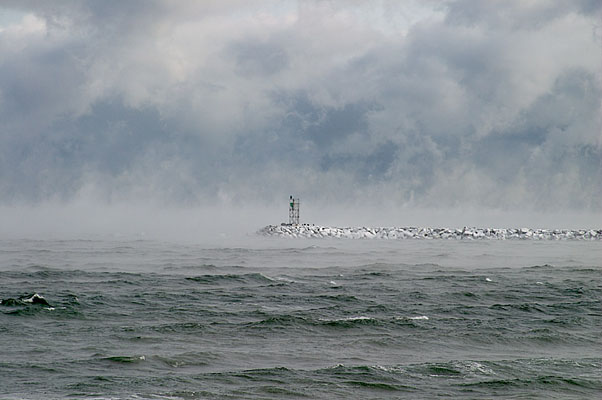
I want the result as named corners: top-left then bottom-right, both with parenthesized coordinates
top-left (1, 237), bottom-right (601, 399)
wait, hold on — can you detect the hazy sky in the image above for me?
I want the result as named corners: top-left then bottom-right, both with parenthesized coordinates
top-left (1, 1), bottom-right (601, 235)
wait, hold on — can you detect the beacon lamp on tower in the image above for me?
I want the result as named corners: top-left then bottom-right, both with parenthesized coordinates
top-left (289, 195), bottom-right (300, 225)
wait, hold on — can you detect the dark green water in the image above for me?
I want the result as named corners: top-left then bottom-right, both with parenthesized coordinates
top-left (1, 238), bottom-right (601, 399)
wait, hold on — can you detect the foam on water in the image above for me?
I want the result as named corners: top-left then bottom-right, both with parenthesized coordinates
top-left (319, 316), bottom-right (374, 322)
top-left (408, 315), bottom-right (429, 320)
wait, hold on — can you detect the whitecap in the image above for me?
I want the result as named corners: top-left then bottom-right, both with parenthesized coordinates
top-left (319, 316), bottom-right (372, 322)
top-left (372, 364), bottom-right (403, 373)
top-left (395, 315), bottom-right (429, 321)
top-left (21, 293), bottom-right (51, 306)
top-left (22, 293), bottom-right (45, 303)
top-left (258, 273), bottom-right (276, 281)
top-left (343, 316), bottom-right (371, 321)
top-left (485, 278), bottom-right (492, 282)
top-left (461, 361), bottom-right (494, 375)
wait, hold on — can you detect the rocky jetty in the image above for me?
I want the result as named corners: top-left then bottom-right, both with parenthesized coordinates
top-left (258, 225), bottom-right (602, 240)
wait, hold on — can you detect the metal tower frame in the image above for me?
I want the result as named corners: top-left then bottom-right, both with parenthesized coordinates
top-left (289, 196), bottom-right (300, 225)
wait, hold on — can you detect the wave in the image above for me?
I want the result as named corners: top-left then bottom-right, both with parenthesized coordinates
top-left (316, 294), bottom-right (361, 303)
top-left (148, 322), bottom-right (209, 334)
top-left (459, 375), bottom-right (602, 391)
top-left (5, 354), bottom-right (600, 398)
top-left (314, 358), bottom-right (602, 394)
top-left (101, 355), bottom-right (146, 364)
top-left (152, 351), bottom-right (219, 368)
top-left (0, 293), bottom-right (83, 318)
top-left (241, 313), bottom-right (431, 331)
top-left (406, 315), bottom-right (429, 320)
top-left (318, 316), bottom-right (378, 326)
top-left (207, 364), bottom-right (416, 394)
top-left (1, 293), bottom-right (51, 308)
top-left (21, 293), bottom-right (51, 306)
top-left (162, 263), bottom-right (219, 272)
top-left (186, 272), bottom-right (275, 284)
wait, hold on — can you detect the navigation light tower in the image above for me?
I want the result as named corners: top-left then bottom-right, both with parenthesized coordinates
top-left (289, 195), bottom-right (299, 225)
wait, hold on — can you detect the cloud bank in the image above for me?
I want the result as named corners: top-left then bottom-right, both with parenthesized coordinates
top-left (1, 0), bottom-right (601, 233)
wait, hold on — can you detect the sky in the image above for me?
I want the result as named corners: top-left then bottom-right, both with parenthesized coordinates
top-left (1, 1), bottom-right (601, 237)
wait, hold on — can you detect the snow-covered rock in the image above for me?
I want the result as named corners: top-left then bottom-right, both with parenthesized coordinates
top-left (257, 225), bottom-right (602, 241)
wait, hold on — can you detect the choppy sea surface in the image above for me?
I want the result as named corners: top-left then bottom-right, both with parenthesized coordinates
top-left (1, 237), bottom-right (601, 399)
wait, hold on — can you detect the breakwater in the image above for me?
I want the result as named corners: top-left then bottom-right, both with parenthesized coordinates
top-left (258, 225), bottom-right (602, 240)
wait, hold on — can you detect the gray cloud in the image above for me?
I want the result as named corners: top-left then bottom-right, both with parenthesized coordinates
top-left (230, 40), bottom-right (289, 77)
top-left (0, 0), bottom-right (600, 218)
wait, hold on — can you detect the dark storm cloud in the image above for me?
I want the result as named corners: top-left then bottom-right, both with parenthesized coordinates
top-left (276, 92), bottom-right (379, 146)
top-left (1, 98), bottom-right (169, 202)
top-left (320, 140), bottom-right (399, 181)
top-left (0, 0), bottom-right (600, 213)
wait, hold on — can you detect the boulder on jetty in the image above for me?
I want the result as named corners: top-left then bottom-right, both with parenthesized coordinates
top-left (257, 225), bottom-right (602, 241)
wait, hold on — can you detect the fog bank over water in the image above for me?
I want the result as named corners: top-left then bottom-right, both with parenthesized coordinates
top-left (1, 200), bottom-right (600, 243)
top-left (1, 1), bottom-right (601, 237)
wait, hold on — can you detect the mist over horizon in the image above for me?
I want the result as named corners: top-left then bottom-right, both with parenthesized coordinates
top-left (1, 1), bottom-right (601, 239)
top-left (2, 199), bottom-right (600, 242)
